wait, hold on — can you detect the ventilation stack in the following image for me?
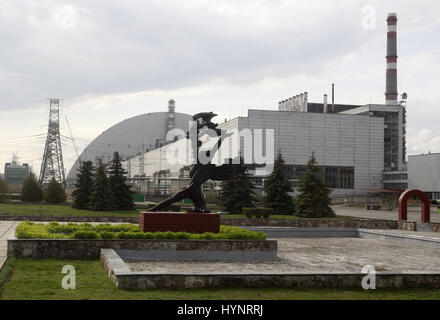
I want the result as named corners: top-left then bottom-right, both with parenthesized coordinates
top-left (385, 13), bottom-right (398, 105)
top-left (167, 99), bottom-right (175, 130)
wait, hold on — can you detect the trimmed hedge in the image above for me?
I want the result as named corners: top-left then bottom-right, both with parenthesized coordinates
top-left (15, 222), bottom-right (266, 240)
top-left (242, 207), bottom-right (274, 219)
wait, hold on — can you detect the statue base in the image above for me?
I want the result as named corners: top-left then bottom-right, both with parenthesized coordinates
top-left (139, 212), bottom-right (220, 234)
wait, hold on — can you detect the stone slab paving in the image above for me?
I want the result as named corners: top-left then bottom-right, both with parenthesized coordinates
top-left (127, 237), bottom-right (440, 274)
top-left (334, 205), bottom-right (440, 223)
top-left (0, 221), bottom-right (18, 269)
top-left (363, 228), bottom-right (440, 239)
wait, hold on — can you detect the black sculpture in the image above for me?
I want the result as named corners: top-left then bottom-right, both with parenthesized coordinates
top-left (150, 112), bottom-right (245, 213)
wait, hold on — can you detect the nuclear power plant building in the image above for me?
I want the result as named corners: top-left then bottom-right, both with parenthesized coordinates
top-left (68, 13), bottom-right (407, 199)
top-left (66, 99), bottom-right (192, 186)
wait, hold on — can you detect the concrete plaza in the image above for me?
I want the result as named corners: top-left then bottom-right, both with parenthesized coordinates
top-left (334, 205), bottom-right (440, 223)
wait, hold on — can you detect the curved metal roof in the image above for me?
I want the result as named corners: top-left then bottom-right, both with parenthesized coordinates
top-left (66, 111), bottom-right (192, 182)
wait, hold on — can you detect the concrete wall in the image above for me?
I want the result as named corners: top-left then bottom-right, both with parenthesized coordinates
top-left (8, 239), bottom-right (277, 259)
top-left (408, 153), bottom-right (440, 195)
top-left (234, 110), bottom-right (384, 195)
top-left (123, 109), bottom-right (385, 196)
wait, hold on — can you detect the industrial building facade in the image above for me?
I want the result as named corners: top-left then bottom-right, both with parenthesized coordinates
top-left (122, 106), bottom-right (389, 197)
top-left (66, 100), bottom-right (192, 187)
top-left (73, 12), bottom-right (409, 199)
top-left (408, 154), bottom-right (440, 200)
top-left (219, 109), bottom-right (384, 196)
top-left (3, 154), bottom-right (30, 192)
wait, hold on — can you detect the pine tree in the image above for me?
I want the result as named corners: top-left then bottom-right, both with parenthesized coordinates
top-left (263, 151), bottom-right (295, 214)
top-left (88, 160), bottom-right (115, 211)
top-left (296, 152), bottom-right (335, 218)
top-left (43, 178), bottom-right (67, 203)
top-left (0, 176), bottom-right (9, 203)
top-left (108, 152), bottom-right (135, 210)
top-left (72, 161), bottom-right (94, 209)
top-left (20, 172), bottom-right (43, 203)
top-left (219, 161), bottom-right (255, 213)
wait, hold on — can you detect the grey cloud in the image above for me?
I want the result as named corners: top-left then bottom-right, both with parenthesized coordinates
top-left (0, 0), bottom-right (439, 113)
top-left (0, 0), bottom-right (376, 111)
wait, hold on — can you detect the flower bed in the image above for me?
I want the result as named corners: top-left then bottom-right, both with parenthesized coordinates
top-left (15, 221), bottom-right (266, 240)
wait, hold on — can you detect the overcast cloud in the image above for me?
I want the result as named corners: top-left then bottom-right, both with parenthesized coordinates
top-left (1, 0), bottom-right (440, 174)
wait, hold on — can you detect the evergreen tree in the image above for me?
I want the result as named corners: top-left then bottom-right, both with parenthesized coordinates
top-left (108, 152), bottom-right (135, 210)
top-left (263, 151), bottom-right (295, 214)
top-left (296, 152), bottom-right (335, 218)
top-left (0, 176), bottom-right (9, 203)
top-left (20, 172), bottom-right (43, 203)
top-left (43, 178), bottom-right (67, 203)
top-left (88, 160), bottom-right (115, 211)
top-left (71, 161), bottom-right (94, 209)
top-left (219, 160), bottom-right (255, 213)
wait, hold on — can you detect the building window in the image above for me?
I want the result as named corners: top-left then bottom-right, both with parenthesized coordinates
top-left (282, 165), bottom-right (354, 189)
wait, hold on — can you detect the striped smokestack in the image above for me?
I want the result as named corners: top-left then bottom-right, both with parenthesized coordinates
top-left (385, 13), bottom-right (398, 105)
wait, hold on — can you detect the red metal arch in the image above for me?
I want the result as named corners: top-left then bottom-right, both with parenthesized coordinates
top-left (398, 189), bottom-right (430, 223)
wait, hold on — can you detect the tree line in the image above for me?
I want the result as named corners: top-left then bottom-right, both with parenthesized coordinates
top-left (1, 151), bottom-right (134, 211)
top-left (1, 149), bottom-right (334, 218)
top-left (219, 151), bottom-right (334, 218)
top-left (72, 152), bottom-right (134, 210)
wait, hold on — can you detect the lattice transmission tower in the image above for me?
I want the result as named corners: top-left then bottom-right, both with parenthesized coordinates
top-left (39, 98), bottom-right (66, 188)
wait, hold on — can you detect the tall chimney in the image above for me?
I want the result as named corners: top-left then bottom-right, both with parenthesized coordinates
top-left (323, 94), bottom-right (328, 114)
top-left (331, 83), bottom-right (335, 112)
top-left (167, 99), bottom-right (175, 130)
top-left (303, 92), bottom-right (308, 112)
top-left (385, 13), bottom-right (398, 105)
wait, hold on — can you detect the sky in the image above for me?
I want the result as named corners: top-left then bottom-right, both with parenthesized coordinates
top-left (0, 0), bottom-right (440, 175)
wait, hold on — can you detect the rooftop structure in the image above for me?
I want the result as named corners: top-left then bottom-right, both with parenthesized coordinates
top-left (66, 100), bottom-right (192, 186)
top-left (4, 154), bottom-right (30, 186)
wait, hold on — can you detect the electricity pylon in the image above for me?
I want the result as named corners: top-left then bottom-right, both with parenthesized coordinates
top-left (39, 98), bottom-right (66, 188)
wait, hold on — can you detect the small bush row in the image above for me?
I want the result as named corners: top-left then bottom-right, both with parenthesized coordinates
top-left (15, 222), bottom-right (266, 240)
top-left (242, 207), bottom-right (274, 219)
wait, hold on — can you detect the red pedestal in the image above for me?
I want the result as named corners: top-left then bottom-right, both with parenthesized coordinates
top-left (139, 212), bottom-right (220, 233)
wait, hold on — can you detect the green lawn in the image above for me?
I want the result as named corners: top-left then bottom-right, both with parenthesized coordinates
top-left (0, 203), bottom-right (354, 220)
top-left (1, 258), bottom-right (440, 300)
top-left (0, 203), bottom-right (140, 217)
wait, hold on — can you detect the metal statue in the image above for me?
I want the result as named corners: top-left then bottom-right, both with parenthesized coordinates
top-left (150, 112), bottom-right (245, 213)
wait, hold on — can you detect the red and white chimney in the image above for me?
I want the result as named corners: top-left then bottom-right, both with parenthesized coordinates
top-left (385, 13), bottom-right (398, 105)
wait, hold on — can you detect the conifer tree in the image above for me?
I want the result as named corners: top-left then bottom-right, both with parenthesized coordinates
top-left (108, 152), bottom-right (134, 210)
top-left (72, 161), bottom-right (94, 209)
top-left (88, 160), bottom-right (115, 211)
top-left (20, 172), bottom-right (43, 203)
top-left (263, 151), bottom-right (295, 214)
top-left (0, 176), bottom-right (9, 203)
top-left (219, 160), bottom-right (255, 213)
top-left (296, 152), bottom-right (335, 218)
top-left (43, 178), bottom-right (67, 203)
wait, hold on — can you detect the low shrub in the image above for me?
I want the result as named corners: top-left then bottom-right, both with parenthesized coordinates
top-left (115, 232), bottom-right (146, 239)
top-left (94, 223), bottom-right (140, 233)
top-left (242, 207), bottom-right (274, 219)
top-left (73, 231), bottom-right (98, 239)
top-left (15, 222), bottom-right (266, 240)
top-left (98, 231), bottom-right (115, 239)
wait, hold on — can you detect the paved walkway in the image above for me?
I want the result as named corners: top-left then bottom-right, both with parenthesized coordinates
top-left (0, 221), bottom-right (18, 269)
top-left (128, 236), bottom-right (440, 273)
top-left (334, 205), bottom-right (440, 223)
